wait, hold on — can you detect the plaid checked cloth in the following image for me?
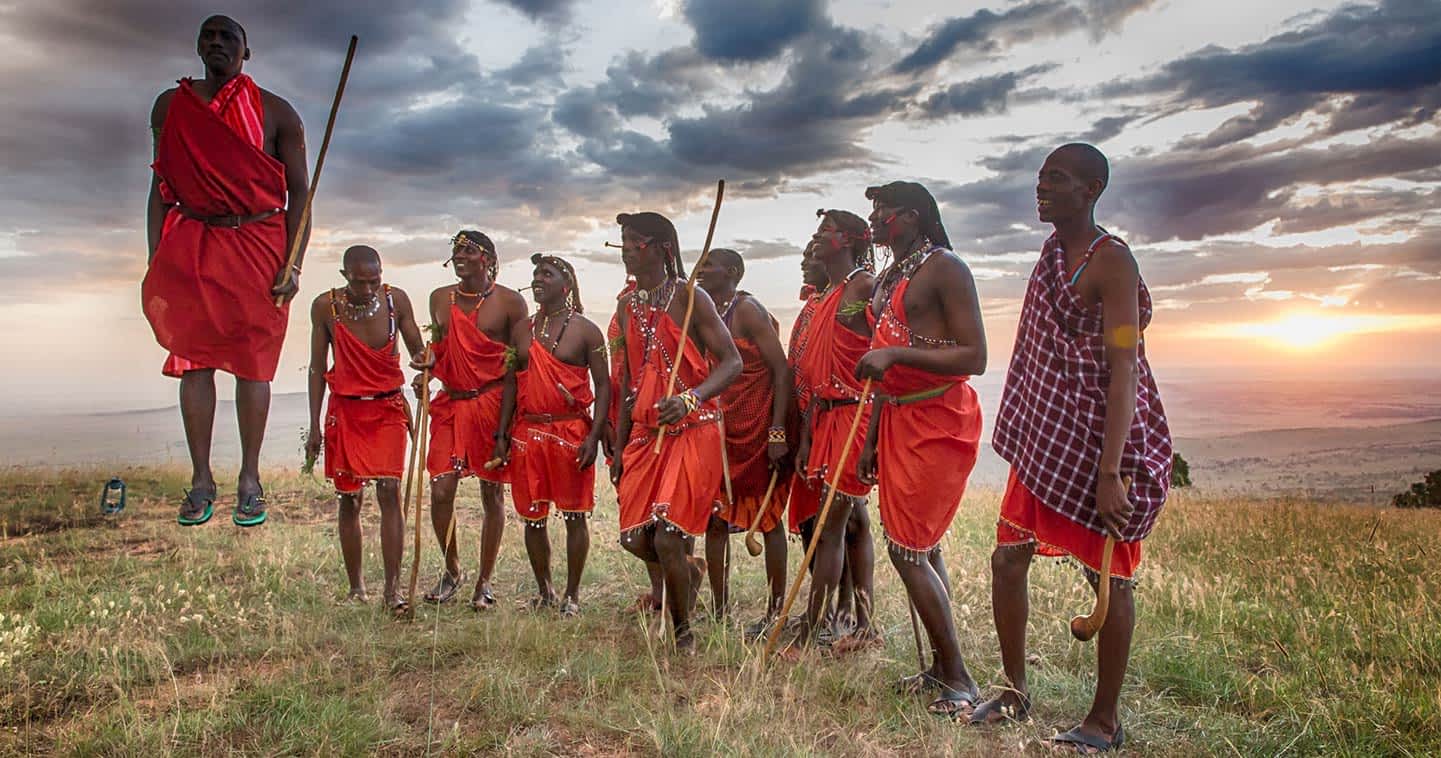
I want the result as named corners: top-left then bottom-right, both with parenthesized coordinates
top-left (992, 232), bottom-right (1172, 542)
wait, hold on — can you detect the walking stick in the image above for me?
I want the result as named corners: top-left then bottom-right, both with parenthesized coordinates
top-left (763, 379), bottom-right (872, 660)
top-left (401, 368), bottom-right (432, 619)
top-left (1069, 476), bottom-right (1131, 641)
top-left (652, 180), bottom-right (725, 454)
top-left (743, 470), bottom-right (781, 557)
top-left (273, 35), bottom-right (359, 307)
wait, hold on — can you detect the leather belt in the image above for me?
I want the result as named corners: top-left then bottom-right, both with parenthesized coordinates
top-left (445, 380), bottom-right (503, 400)
top-left (523, 411), bottom-right (590, 424)
top-left (337, 389), bottom-right (402, 401)
top-left (813, 397), bottom-right (861, 413)
top-left (174, 205), bottom-right (283, 228)
top-left (876, 383), bottom-right (956, 406)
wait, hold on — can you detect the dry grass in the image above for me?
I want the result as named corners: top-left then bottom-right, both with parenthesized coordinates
top-left (1, 466), bottom-right (1438, 755)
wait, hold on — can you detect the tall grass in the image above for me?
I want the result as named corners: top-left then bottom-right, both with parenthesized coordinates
top-left (1, 467), bottom-right (1437, 755)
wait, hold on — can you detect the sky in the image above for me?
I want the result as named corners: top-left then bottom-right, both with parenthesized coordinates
top-left (0, 0), bottom-right (1438, 414)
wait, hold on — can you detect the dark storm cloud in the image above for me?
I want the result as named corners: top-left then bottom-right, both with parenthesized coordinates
top-left (681, 0), bottom-right (828, 62)
top-left (492, 0), bottom-right (581, 25)
top-left (1104, 0), bottom-right (1441, 148)
top-left (916, 64), bottom-right (1057, 119)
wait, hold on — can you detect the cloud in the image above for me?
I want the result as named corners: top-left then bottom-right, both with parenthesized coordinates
top-left (730, 238), bottom-right (803, 262)
top-left (681, 0), bottom-right (828, 62)
top-left (492, 0), bottom-right (579, 25)
top-left (916, 64), bottom-right (1057, 118)
top-left (1104, 0), bottom-right (1441, 147)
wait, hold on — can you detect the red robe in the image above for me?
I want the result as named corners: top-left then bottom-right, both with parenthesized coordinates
top-left (786, 292), bottom-right (823, 533)
top-left (714, 328), bottom-right (790, 533)
top-left (617, 293), bottom-right (724, 538)
top-left (510, 338), bottom-right (596, 520)
top-left (143, 75), bottom-right (288, 382)
top-left (795, 285), bottom-right (873, 500)
top-left (870, 274), bottom-right (982, 557)
top-left (425, 299), bottom-right (510, 482)
top-left (322, 288), bottom-right (409, 492)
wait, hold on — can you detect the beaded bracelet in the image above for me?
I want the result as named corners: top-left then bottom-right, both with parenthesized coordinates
top-left (767, 426), bottom-right (787, 444)
top-left (680, 390), bottom-right (700, 415)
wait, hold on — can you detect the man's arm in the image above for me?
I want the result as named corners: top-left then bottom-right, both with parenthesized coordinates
top-left (392, 288), bottom-right (433, 368)
top-left (270, 96), bottom-right (309, 303)
top-left (491, 291), bottom-right (532, 464)
top-left (836, 273), bottom-right (874, 337)
top-left (856, 255), bottom-right (987, 380)
top-left (146, 90), bottom-right (175, 263)
top-left (656, 288), bottom-right (741, 425)
top-left (610, 303), bottom-right (634, 485)
top-left (305, 294), bottom-right (332, 464)
top-left (1093, 243), bottom-right (1142, 537)
top-left (736, 299), bottom-right (792, 463)
top-left (579, 320), bottom-right (611, 469)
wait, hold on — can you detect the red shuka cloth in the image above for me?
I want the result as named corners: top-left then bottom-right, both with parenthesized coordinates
top-left (786, 291), bottom-right (823, 532)
top-left (510, 339), bottom-right (597, 519)
top-left (143, 75), bottom-right (288, 382)
top-left (323, 299), bottom-right (409, 492)
top-left (617, 293), bottom-right (724, 537)
top-left (794, 286), bottom-right (873, 499)
top-left (426, 301), bottom-right (510, 482)
top-left (714, 334), bottom-right (789, 532)
top-left (998, 468), bottom-right (1142, 579)
top-left (870, 274), bottom-right (982, 555)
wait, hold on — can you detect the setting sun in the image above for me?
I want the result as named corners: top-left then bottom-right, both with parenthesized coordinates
top-left (1208, 313), bottom-right (1441, 352)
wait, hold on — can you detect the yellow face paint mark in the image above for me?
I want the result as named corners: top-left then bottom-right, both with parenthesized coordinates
top-left (1108, 325), bottom-right (1140, 349)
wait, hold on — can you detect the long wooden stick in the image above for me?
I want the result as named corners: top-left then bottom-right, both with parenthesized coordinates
top-left (763, 379), bottom-right (872, 660)
top-left (402, 368), bottom-right (432, 618)
top-left (273, 34), bottom-right (359, 307)
top-left (743, 470), bottom-right (782, 557)
top-left (652, 180), bottom-right (726, 454)
top-left (1069, 476), bottom-right (1131, 641)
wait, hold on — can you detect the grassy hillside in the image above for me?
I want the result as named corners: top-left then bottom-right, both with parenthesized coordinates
top-left (1, 467), bottom-right (1437, 755)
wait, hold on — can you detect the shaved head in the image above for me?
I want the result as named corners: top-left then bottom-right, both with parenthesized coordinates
top-left (201, 15), bottom-right (247, 43)
top-left (342, 245), bottom-right (381, 271)
top-left (1054, 142), bottom-right (1109, 191)
top-left (708, 247), bottom-right (744, 279)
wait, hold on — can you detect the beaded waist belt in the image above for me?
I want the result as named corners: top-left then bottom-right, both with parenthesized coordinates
top-left (174, 205), bottom-right (283, 228)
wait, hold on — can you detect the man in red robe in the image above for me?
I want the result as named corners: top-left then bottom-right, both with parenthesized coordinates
top-left (854, 181), bottom-right (986, 717)
top-left (510, 254), bottom-right (610, 616)
top-left (143, 15), bottom-right (309, 527)
top-left (610, 211), bottom-right (741, 651)
top-left (417, 231), bottom-right (530, 610)
top-left (976, 145), bottom-right (1171, 752)
top-left (792, 210), bottom-right (879, 652)
top-left (304, 246), bottom-right (431, 612)
top-left (695, 249), bottom-right (792, 622)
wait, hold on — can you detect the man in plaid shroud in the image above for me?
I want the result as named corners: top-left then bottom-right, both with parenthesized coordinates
top-left (975, 144), bottom-right (1172, 753)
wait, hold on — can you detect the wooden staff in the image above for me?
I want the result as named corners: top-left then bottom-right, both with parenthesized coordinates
top-left (762, 379), bottom-right (872, 660)
top-left (652, 180), bottom-right (726, 454)
top-left (743, 470), bottom-right (781, 557)
top-left (401, 367), bottom-right (432, 619)
top-left (273, 35), bottom-right (359, 307)
top-left (1069, 476), bottom-right (1131, 641)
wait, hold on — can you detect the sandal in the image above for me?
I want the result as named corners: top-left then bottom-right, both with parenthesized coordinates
top-left (828, 629), bottom-right (884, 656)
top-left (926, 687), bottom-right (979, 719)
top-left (524, 593), bottom-right (557, 612)
top-left (469, 586), bottom-right (497, 612)
top-left (560, 598), bottom-right (581, 617)
top-left (895, 671), bottom-right (943, 695)
top-left (968, 693), bottom-right (1032, 726)
top-left (232, 490), bottom-right (268, 527)
top-left (1047, 724), bottom-right (1125, 753)
top-left (389, 596), bottom-right (411, 618)
top-left (423, 571), bottom-right (465, 604)
top-left (177, 488), bottom-right (215, 527)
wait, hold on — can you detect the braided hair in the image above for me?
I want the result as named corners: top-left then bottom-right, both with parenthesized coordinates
top-left (616, 212), bottom-right (686, 280)
top-left (451, 229), bottom-right (499, 281)
top-left (530, 253), bottom-right (583, 313)
top-left (863, 182), bottom-right (952, 251)
top-left (816, 208), bottom-right (875, 272)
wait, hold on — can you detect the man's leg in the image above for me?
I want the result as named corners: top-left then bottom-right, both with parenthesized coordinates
top-left (704, 514), bottom-right (730, 618)
top-left (762, 525), bottom-right (787, 617)
top-left (375, 479), bottom-right (405, 606)
top-left (522, 518), bottom-right (555, 604)
top-left (178, 369), bottom-right (218, 496)
top-left (474, 480), bottom-right (506, 605)
top-left (622, 527), bottom-right (663, 612)
top-left (1075, 579), bottom-right (1134, 743)
top-left (975, 543), bottom-right (1035, 718)
top-left (889, 545), bottom-right (977, 708)
top-left (653, 527), bottom-right (697, 649)
top-left (337, 489), bottom-right (366, 600)
top-left (426, 473), bottom-right (463, 602)
top-left (845, 503), bottom-right (876, 636)
top-left (234, 377), bottom-right (270, 499)
top-left (561, 515), bottom-right (590, 608)
top-left (802, 491), bottom-right (854, 642)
